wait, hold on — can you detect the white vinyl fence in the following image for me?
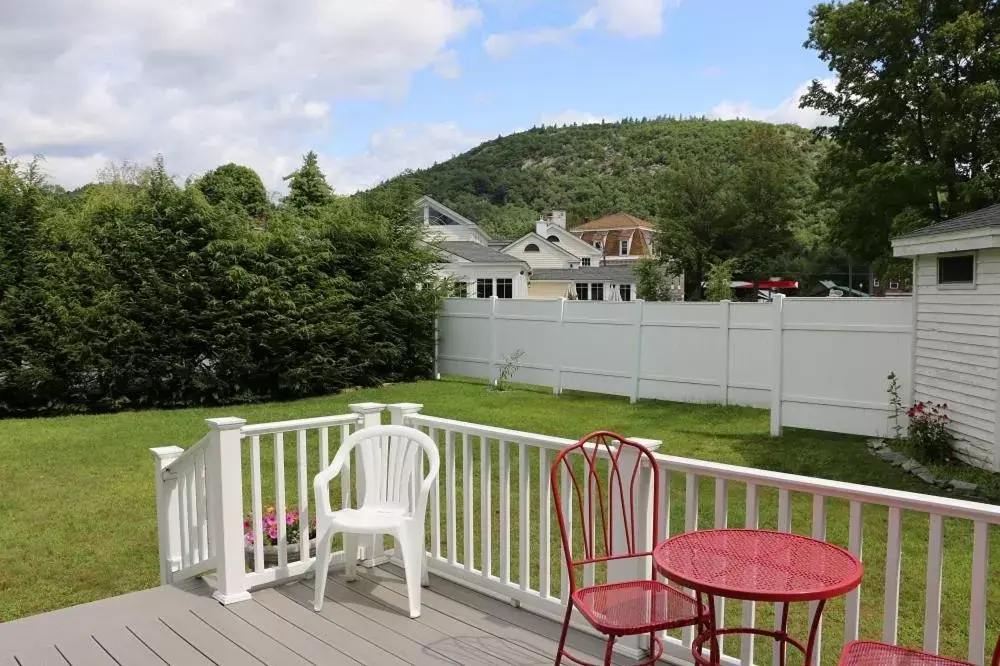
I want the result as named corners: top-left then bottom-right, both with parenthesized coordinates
top-left (437, 296), bottom-right (915, 438)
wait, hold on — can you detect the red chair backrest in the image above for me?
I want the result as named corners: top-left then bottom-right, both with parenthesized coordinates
top-left (550, 431), bottom-right (660, 594)
top-left (992, 635), bottom-right (1000, 666)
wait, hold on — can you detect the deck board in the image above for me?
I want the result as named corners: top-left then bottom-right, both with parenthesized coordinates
top-left (0, 565), bottom-right (639, 666)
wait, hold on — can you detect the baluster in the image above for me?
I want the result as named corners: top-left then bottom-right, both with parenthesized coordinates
top-left (297, 430), bottom-right (309, 563)
top-left (560, 463), bottom-right (572, 605)
top-left (740, 483), bottom-right (758, 666)
top-left (446, 430), bottom-right (457, 566)
top-left (275, 432), bottom-right (287, 568)
top-left (339, 424), bottom-right (351, 510)
top-left (583, 467), bottom-right (595, 589)
top-left (658, 464), bottom-right (671, 541)
top-left (430, 429), bottom-right (441, 562)
top-left (499, 440), bottom-right (511, 585)
top-left (681, 472), bottom-right (699, 648)
top-left (195, 451), bottom-right (208, 560)
top-left (882, 506), bottom-right (902, 644)
top-left (809, 495), bottom-right (827, 660)
top-left (518, 441), bottom-right (530, 592)
top-left (968, 521), bottom-right (989, 665)
top-left (714, 478), bottom-right (728, 654)
top-left (187, 466), bottom-right (198, 563)
top-left (539, 447), bottom-right (551, 598)
top-left (773, 489), bottom-right (792, 666)
top-left (844, 501), bottom-right (863, 644)
top-left (178, 468), bottom-right (190, 568)
top-left (463, 434), bottom-right (474, 572)
top-left (250, 435), bottom-right (264, 573)
top-left (481, 437), bottom-right (492, 577)
top-left (923, 514), bottom-right (944, 653)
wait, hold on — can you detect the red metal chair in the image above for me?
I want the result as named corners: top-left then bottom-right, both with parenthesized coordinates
top-left (839, 637), bottom-right (1000, 666)
top-left (551, 431), bottom-right (708, 666)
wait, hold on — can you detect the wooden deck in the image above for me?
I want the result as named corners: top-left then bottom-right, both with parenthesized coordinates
top-left (0, 564), bottom-right (639, 665)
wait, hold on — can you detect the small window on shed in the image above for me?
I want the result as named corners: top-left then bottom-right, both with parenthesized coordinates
top-left (937, 254), bottom-right (975, 285)
top-left (524, 243), bottom-right (540, 252)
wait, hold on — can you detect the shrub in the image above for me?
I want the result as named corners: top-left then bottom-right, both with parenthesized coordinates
top-left (907, 401), bottom-right (954, 464)
top-left (244, 506), bottom-right (316, 547)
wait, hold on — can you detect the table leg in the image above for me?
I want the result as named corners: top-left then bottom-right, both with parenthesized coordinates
top-left (803, 599), bottom-right (826, 666)
top-left (706, 595), bottom-right (721, 666)
top-left (778, 603), bottom-right (789, 666)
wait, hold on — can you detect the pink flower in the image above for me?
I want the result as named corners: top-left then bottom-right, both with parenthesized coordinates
top-left (268, 526), bottom-right (278, 540)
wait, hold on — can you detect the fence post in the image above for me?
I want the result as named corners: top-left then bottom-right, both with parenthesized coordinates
top-left (488, 296), bottom-right (498, 386)
top-left (608, 436), bottom-right (662, 658)
top-left (150, 446), bottom-right (184, 585)
top-left (433, 317), bottom-right (441, 380)
top-left (630, 299), bottom-right (645, 404)
top-left (770, 294), bottom-right (786, 437)
top-left (720, 300), bottom-right (731, 406)
top-left (350, 402), bottom-right (388, 566)
top-left (553, 298), bottom-right (566, 395)
top-left (205, 417), bottom-right (250, 604)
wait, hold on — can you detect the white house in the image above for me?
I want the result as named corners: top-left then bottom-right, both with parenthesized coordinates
top-left (417, 196), bottom-right (529, 298)
top-left (892, 202), bottom-right (1000, 470)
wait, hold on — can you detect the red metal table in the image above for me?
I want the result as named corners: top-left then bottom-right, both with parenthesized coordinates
top-left (654, 529), bottom-right (863, 666)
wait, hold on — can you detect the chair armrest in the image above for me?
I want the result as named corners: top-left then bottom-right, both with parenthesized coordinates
top-left (313, 450), bottom-right (350, 516)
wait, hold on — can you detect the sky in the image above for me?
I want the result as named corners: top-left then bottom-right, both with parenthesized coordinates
top-left (1, 0), bottom-right (836, 194)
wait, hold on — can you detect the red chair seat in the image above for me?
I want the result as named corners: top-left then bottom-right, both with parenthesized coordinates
top-left (573, 580), bottom-right (704, 635)
top-left (840, 641), bottom-right (976, 666)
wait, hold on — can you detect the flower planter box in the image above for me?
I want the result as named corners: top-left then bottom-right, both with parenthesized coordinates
top-left (245, 538), bottom-right (317, 569)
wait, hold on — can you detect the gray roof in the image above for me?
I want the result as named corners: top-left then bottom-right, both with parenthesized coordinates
top-left (532, 265), bottom-right (638, 282)
top-left (895, 203), bottom-right (1000, 239)
top-left (434, 241), bottom-right (524, 264)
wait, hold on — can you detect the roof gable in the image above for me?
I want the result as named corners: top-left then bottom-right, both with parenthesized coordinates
top-left (501, 232), bottom-right (581, 261)
top-left (538, 224), bottom-right (604, 256)
top-left (570, 213), bottom-right (655, 232)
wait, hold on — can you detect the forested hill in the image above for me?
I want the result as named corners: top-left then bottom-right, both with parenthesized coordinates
top-left (372, 118), bottom-right (825, 238)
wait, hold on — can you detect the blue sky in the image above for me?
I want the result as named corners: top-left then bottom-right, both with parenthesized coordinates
top-left (3, 0), bottom-right (834, 192)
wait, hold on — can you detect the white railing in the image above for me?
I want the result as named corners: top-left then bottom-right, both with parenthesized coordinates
top-left (153, 403), bottom-right (998, 665)
top-left (151, 403), bottom-right (384, 604)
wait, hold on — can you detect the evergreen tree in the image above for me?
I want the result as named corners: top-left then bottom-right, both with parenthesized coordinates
top-left (283, 151), bottom-right (333, 211)
top-left (197, 163), bottom-right (270, 218)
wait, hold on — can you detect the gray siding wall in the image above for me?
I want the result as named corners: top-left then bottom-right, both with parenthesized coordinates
top-left (914, 250), bottom-right (1000, 468)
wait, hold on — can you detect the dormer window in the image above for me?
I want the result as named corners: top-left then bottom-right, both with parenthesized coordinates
top-left (594, 241), bottom-right (604, 250)
top-left (524, 243), bottom-right (540, 252)
top-left (547, 235), bottom-right (560, 243)
top-left (620, 240), bottom-right (629, 255)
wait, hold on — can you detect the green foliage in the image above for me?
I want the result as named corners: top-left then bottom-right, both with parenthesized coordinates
top-left (283, 151), bottom-right (334, 211)
top-left (196, 163), bottom-right (270, 218)
top-left (373, 118), bottom-right (825, 240)
top-left (654, 125), bottom-right (808, 298)
top-left (906, 401), bottom-right (954, 465)
top-left (803, 0), bottom-right (1000, 262)
top-left (0, 154), bottom-right (441, 416)
top-left (633, 257), bottom-right (670, 301)
top-left (492, 349), bottom-right (525, 391)
top-left (886, 372), bottom-right (904, 440)
top-left (705, 259), bottom-right (738, 301)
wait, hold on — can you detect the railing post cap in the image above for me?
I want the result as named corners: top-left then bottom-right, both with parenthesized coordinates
top-left (150, 445), bottom-right (185, 460)
top-left (349, 402), bottom-right (387, 414)
top-left (204, 417), bottom-right (246, 430)
top-left (629, 437), bottom-right (662, 452)
top-left (387, 403), bottom-right (423, 414)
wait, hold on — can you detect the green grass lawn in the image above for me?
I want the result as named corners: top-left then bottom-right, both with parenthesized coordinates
top-left (1, 378), bottom-right (997, 665)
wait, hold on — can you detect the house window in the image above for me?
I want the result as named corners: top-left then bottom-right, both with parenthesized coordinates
top-left (477, 278), bottom-right (493, 299)
top-left (593, 241), bottom-right (604, 251)
top-left (620, 240), bottom-right (629, 255)
top-left (575, 283), bottom-right (589, 300)
top-left (619, 284), bottom-right (632, 301)
top-left (452, 281), bottom-right (468, 298)
top-left (889, 280), bottom-right (900, 290)
top-left (547, 235), bottom-right (560, 243)
top-left (938, 254), bottom-right (975, 285)
top-left (496, 278), bottom-right (513, 299)
top-left (524, 243), bottom-right (540, 252)
top-left (591, 283), bottom-right (604, 301)
top-left (581, 258), bottom-right (591, 267)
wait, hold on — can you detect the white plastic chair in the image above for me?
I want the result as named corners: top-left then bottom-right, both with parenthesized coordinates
top-left (312, 424), bottom-right (439, 618)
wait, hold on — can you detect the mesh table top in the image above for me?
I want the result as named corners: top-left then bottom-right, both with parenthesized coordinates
top-left (654, 529), bottom-right (863, 602)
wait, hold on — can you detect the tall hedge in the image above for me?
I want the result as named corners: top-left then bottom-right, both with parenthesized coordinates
top-left (0, 159), bottom-right (441, 416)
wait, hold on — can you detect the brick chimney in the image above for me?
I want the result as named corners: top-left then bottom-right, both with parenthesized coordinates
top-left (545, 210), bottom-right (567, 229)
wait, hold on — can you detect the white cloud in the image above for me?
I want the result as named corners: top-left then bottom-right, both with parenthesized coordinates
top-left (485, 0), bottom-right (679, 58)
top-left (323, 122), bottom-right (485, 193)
top-left (2, 0), bottom-right (480, 189)
top-left (709, 78), bottom-right (837, 129)
top-left (540, 110), bottom-right (615, 127)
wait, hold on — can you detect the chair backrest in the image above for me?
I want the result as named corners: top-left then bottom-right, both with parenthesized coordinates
top-left (550, 431), bottom-right (659, 593)
top-left (991, 634), bottom-right (1000, 666)
top-left (333, 425), bottom-right (439, 513)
